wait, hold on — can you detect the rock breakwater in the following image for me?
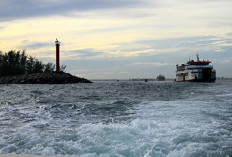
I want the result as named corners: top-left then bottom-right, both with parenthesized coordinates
top-left (0, 72), bottom-right (92, 84)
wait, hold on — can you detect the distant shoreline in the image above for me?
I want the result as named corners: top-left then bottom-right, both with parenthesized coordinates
top-left (91, 79), bottom-right (175, 81)
top-left (91, 78), bottom-right (232, 82)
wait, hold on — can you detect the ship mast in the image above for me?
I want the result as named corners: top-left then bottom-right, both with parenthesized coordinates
top-left (197, 54), bottom-right (199, 62)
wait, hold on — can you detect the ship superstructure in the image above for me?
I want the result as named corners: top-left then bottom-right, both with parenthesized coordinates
top-left (176, 55), bottom-right (216, 82)
top-left (157, 74), bottom-right (165, 81)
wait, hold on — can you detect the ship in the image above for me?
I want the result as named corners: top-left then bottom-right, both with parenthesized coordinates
top-left (157, 74), bottom-right (165, 81)
top-left (176, 54), bottom-right (216, 82)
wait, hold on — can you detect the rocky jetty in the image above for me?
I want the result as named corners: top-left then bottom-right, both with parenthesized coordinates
top-left (0, 72), bottom-right (92, 84)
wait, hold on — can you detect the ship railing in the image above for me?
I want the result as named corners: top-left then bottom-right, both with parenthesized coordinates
top-left (187, 65), bottom-right (213, 69)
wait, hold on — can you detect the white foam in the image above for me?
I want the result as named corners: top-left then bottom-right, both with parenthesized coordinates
top-left (216, 93), bottom-right (232, 97)
top-left (0, 82), bottom-right (232, 156)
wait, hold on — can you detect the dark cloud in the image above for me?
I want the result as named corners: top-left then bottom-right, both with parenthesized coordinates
top-left (113, 35), bottom-right (225, 55)
top-left (0, 0), bottom-right (148, 21)
top-left (68, 49), bottom-right (104, 58)
top-left (135, 36), bottom-right (218, 49)
top-left (19, 41), bottom-right (51, 49)
top-left (63, 57), bottom-right (129, 70)
top-left (0, 26), bottom-right (4, 29)
top-left (110, 34), bottom-right (232, 64)
top-left (67, 35), bottom-right (232, 61)
top-left (226, 32), bottom-right (232, 37)
top-left (221, 46), bottom-right (232, 54)
top-left (186, 0), bottom-right (231, 2)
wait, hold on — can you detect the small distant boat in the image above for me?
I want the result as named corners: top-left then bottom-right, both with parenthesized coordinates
top-left (176, 54), bottom-right (216, 82)
top-left (157, 74), bottom-right (165, 81)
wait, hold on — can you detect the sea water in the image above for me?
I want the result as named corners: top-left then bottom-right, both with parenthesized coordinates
top-left (0, 80), bottom-right (232, 156)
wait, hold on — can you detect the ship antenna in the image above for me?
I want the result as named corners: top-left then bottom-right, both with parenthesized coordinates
top-left (197, 54), bottom-right (199, 61)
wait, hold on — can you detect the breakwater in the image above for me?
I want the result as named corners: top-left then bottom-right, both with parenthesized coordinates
top-left (0, 72), bottom-right (91, 84)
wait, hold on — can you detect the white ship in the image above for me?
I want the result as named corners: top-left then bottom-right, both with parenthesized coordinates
top-left (176, 55), bottom-right (216, 82)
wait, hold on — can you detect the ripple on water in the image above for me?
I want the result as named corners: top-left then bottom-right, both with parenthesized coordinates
top-left (0, 81), bottom-right (232, 156)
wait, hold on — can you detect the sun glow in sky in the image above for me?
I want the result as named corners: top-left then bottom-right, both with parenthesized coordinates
top-left (0, 0), bottom-right (232, 79)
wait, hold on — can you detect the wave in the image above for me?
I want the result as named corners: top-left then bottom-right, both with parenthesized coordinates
top-left (0, 81), bottom-right (232, 156)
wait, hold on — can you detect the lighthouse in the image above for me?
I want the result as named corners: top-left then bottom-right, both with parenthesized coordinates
top-left (55, 39), bottom-right (61, 72)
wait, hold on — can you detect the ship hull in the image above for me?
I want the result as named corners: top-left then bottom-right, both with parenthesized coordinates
top-left (176, 68), bottom-right (216, 82)
top-left (176, 79), bottom-right (216, 82)
top-left (185, 78), bottom-right (216, 82)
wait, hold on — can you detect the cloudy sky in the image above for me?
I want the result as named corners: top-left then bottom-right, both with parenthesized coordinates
top-left (0, 0), bottom-right (232, 79)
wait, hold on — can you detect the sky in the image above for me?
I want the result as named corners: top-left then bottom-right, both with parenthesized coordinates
top-left (0, 0), bottom-right (232, 79)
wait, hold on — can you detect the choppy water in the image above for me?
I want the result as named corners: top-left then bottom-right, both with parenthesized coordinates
top-left (0, 80), bottom-right (232, 157)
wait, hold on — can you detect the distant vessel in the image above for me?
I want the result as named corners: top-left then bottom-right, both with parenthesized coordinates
top-left (157, 75), bottom-right (165, 81)
top-left (176, 54), bottom-right (216, 82)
